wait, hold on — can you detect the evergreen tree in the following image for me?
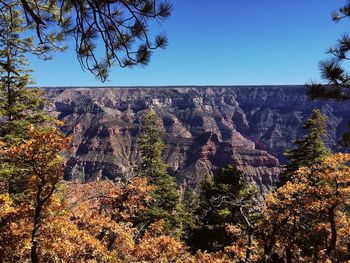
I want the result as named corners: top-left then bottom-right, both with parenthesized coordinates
top-left (306, 2), bottom-right (350, 146)
top-left (136, 110), bottom-right (184, 238)
top-left (0, 5), bottom-right (54, 196)
top-left (0, 39), bottom-right (51, 145)
top-left (0, 0), bottom-right (172, 81)
top-left (279, 109), bottom-right (330, 186)
top-left (188, 165), bottom-right (259, 252)
top-left (307, 2), bottom-right (350, 100)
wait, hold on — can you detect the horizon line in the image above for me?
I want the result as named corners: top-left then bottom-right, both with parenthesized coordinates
top-left (36, 84), bottom-right (307, 89)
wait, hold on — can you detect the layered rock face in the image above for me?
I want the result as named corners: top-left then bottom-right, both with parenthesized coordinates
top-left (45, 86), bottom-right (350, 191)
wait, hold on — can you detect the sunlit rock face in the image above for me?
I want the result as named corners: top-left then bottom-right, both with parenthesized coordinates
top-left (45, 86), bottom-right (350, 191)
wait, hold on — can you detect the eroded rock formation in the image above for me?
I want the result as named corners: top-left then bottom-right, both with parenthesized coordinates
top-left (45, 86), bottom-right (350, 191)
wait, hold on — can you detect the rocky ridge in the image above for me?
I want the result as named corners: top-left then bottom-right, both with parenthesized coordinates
top-left (45, 86), bottom-right (350, 191)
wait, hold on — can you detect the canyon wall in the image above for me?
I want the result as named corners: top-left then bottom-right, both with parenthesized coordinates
top-left (45, 86), bottom-right (350, 191)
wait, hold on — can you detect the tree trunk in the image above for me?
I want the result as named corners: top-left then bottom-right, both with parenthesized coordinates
top-left (245, 230), bottom-right (253, 261)
top-left (286, 247), bottom-right (292, 263)
top-left (30, 202), bottom-right (42, 263)
top-left (313, 247), bottom-right (319, 263)
top-left (327, 205), bottom-right (337, 256)
top-left (30, 182), bottom-right (44, 263)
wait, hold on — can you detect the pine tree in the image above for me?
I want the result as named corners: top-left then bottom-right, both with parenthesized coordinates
top-left (0, 1), bottom-right (53, 144)
top-left (136, 110), bottom-right (184, 238)
top-left (306, 2), bottom-right (350, 146)
top-left (188, 165), bottom-right (259, 252)
top-left (0, 42), bottom-right (51, 146)
top-left (0, 5), bottom-right (54, 196)
top-left (307, 2), bottom-right (350, 100)
top-left (0, 0), bottom-right (172, 81)
top-left (279, 109), bottom-right (330, 186)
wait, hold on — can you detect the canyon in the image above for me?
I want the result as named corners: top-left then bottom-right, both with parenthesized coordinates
top-left (45, 86), bottom-right (350, 192)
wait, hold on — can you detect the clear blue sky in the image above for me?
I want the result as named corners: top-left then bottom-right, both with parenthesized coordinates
top-left (29, 0), bottom-right (349, 87)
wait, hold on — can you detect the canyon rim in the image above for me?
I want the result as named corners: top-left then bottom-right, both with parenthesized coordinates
top-left (45, 86), bottom-right (350, 192)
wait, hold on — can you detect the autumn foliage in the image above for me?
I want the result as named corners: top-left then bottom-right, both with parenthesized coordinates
top-left (0, 129), bottom-right (189, 262)
top-left (260, 153), bottom-right (350, 262)
top-left (0, 126), bottom-right (71, 261)
top-left (2, 119), bottom-right (350, 262)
